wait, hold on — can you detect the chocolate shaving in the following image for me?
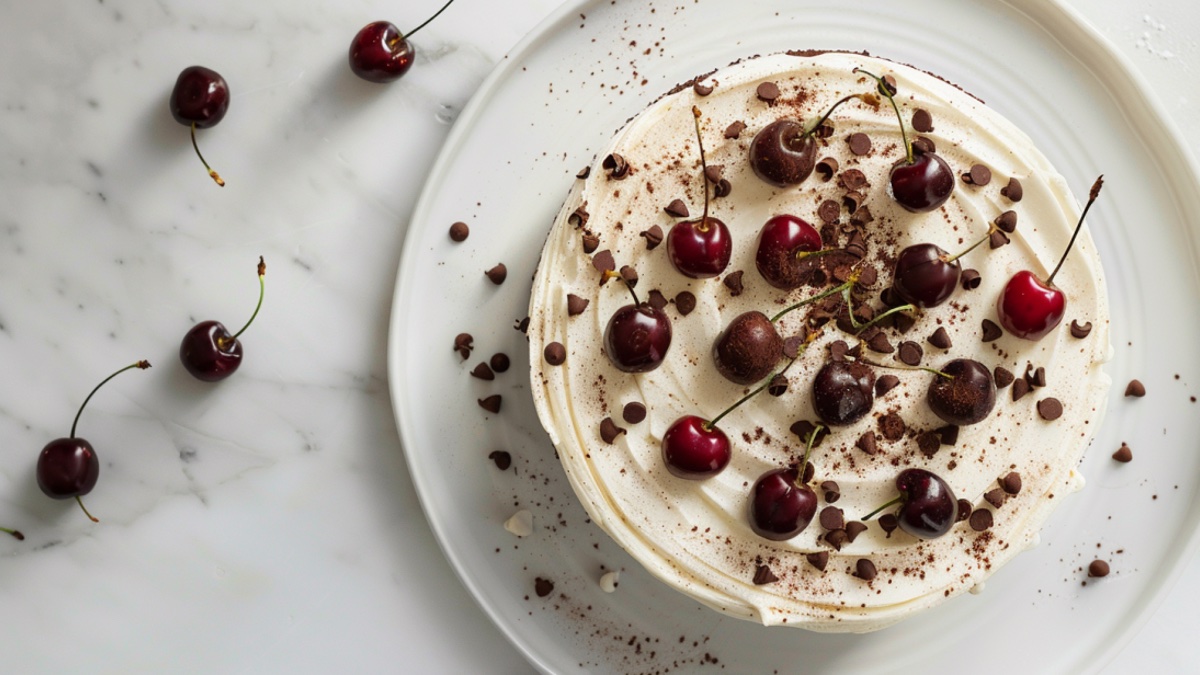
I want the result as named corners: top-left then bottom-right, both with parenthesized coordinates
top-left (1070, 320), bottom-right (1093, 338)
top-left (1037, 397), bottom-right (1064, 420)
top-left (664, 199), bottom-right (690, 217)
top-left (640, 225), bottom-right (663, 250)
top-left (1001, 176), bottom-right (1024, 201)
top-left (478, 395), bottom-right (502, 414)
top-left (693, 80), bottom-right (714, 96)
top-left (622, 402), bottom-right (647, 424)
top-left (816, 157), bottom-right (839, 181)
top-left (981, 319), bottom-right (1003, 342)
top-left (723, 120), bottom-right (746, 139)
top-left (713, 178), bottom-right (732, 198)
top-left (675, 291), bottom-right (696, 315)
top-left (619, 265), bottom-right (638, 287)
top-left (488, 450), bottom-right (511, 471)
top-left (599, 417), bottom-right (626, 444)
top-left (842, 190), bottom-right (865, 213)
top-left (703, 165), bottom-right (724, 184)
top-left (470, 362), bottom-right (495, 380)
top-left (448, 221), bottom-right (469, 242)
top-left (722, 271), bottom-right (744, 296)
top-left (568, 204), bottom-right (590, 228)
top-left (752, 564), bottom-right (778, 585)
top-left (789, 420), bottom-right (829, 447)
top-left (567, 294), bottom-right (589, 316)
top-left (818, 199), bottom-right (841, 225)
top-left (961, 268), bottom-right (981, 290)
top-left (581, 233), bottom-right (600, 254)
top-left (544, 342), bottom-right (566, 366)
top-left (768, 374), bottom-right (789, 397)
top-left (1125, 379), bottom-right (1146, 397)
top-left (485, 263), bottom-right (508, 285)
top-left (850, 206), bottom-right (874, 226)
top-left (879, 412), bottom-right (906, 441)
top-left (602, 153), bottom-right (629, 179)
top-left (783, 335), bottom-right (805, 359)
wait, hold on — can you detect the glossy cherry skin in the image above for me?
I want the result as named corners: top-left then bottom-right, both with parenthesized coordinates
top-left (349, 21), bottom-right (415, 83)
top-left (749, 119), bottom-right (816, 187)
top-left (755, 214), bottom-right (823, 290)
top-left (812, 361), bottom-right (876, 426)
top-left (604, 304), bottom-right (672, 373)
top-left (666, 216), bottom-right (731, 279)
top-left (180, 320), bottom-right (243, 382)
top-left (927, 358), bottom-right (996, 426)
top-left (894, 468), bottom-right (959, 539)
top-left (749, 467), bottom-right (817, 540)
top-left (37, 438), bottom-right (100, 499)
top-left (713, 311), bottom-right (783, 385)
top-left (661, 415), bottom-right (731, 479)
top-left (891, 243), bottom-right (959, 308)
top-left (890, 152), bottom-right (954, 213)
top-left (169, 66), bottom-right (230, 128)
top-left (997, 270), bottom-right (1066, 340)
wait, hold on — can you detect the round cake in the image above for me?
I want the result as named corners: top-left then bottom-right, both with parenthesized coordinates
top-left (527, 51), bottom-right (1110, 632)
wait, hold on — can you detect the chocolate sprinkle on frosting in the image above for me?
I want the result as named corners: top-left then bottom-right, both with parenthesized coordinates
top-left (1070, 320), bottom-right (1093, 338)
top-left (753, 564), bottom-right (778, 585)
top-left (449, 221), bottom-right (469, 242)
top-left (675, 291), bottom-right (696, 315)
top-left (622, 402), bottom-right (647, 424)
top-left (567, 294), bottom-right (589, 316)
top-left (600, 417), bottom-right (626, 444)
top-left (1036, 397), bottom-right (1064, 420)
top-left (1112, 442), bottom-right (1133, 463)
top-left (581, 233), bottom-right (600, 254)
top-left (470, 363), bottom-right (495, 380)
top-left (961, 268), bottom-right (982, 290)
top-left (544, 342), bottom-right (567, 366)
top-left (485, 263), bottom-right (508, 285)
top-left (569, 204), bottom-right (589, 228)
top-left (981, 319), bottom-right (1003, 342)
top-left (488, 450), bottom-right (511, 471)
top-left (1125, 379), bottom-right (1146, 397)
top-left (478, 395), bottom-right (502, 414)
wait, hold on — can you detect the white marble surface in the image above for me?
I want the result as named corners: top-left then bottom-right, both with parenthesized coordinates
top-left (0, 1), bottom-right (1194, 672)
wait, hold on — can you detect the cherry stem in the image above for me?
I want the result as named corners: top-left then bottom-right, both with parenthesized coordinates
top-left (603, 270), bottom-right (642, 306)
top-left (707, 357), bottom-right (800, 430)
top-left (690, 106), bottom-right (712, 232)
top-left (75, 496), bottom-right (99, 523)
top-left (851, 355), bottom-right (952, 380)
top-left (798, 94), bottom-right (863, 140)
top-left (943, 223), bottom-right (999, 265)
top-left (404, 0), bottom-right (456, 39)
top-left (230, 257), bottom-right (267, 341)
top-left (1047, 175), bottom-right (1103, 285)
top-left (794, 423), bottom-right (824, 486)
top-left (862, 495), bottom-right (902, 522)
top-left (190, 123), bottom-right (225, 187)
top-left (1, 527), bottom-right (24, 541)
top-left (770, 272), bottom-right (860, 323)
top-left (794, 248), bottom-right (841, 262)
top-left (69, 360), bottom-right (152, 439)
top-left (849, 300), bottom-right (917, 334)
top-left (854, 68), bottom-right (911, 163)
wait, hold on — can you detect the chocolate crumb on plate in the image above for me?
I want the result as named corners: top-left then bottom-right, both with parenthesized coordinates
top-left (600, 417), bottom-right (626, 444)
top-left (756, 81), bottom-right (780, 102)
top-left (1112, 442), bottom-right (1133, 463)
top-left (470, 362), bottom-right (495, 380)
top-left (961, 268), bottom-right (982, 290)
top-left (806, 551), bottom-right (829, 571)
top-left (566, 294), bottom-right (589, 316)
top-left (488, 450), bottom-right (512, 471)
top-left (478, 395), bottom-right (502, 414)
top-left (490, 353), bottom-right (510, 372)
top-left (449, 221), bottom-right (469, 242)
top-left (912, 108), bottom-right (934, 132)
top-left (1037, 397), bottom-right (1064, 420)
top-left (1125, 379), bottom-right (1146, 397)
top-left (1088, 560), bottom-right (1110, 578)
top-left (622, 402), bottom-right (647, 424)
top-left (544, 342), bottom-right (566, 365)
top-left (534, 577), bottom-right (555, 597)
top-left (969, 509), bottom-right (993, 531)
top-left (981, 319), bottom-right (1003, 342)
top-left (1001, 176), bottom-right (1024, 201)
top-left (664, 198), bottom-right (690, 217)
top-left (454, 332), bottom-right (473, 360)
top-left (675, 291), bottom-right (697, 315)
top-left (753, 564), bottom-right (778, 585)
top-left (854, 559), bottom-right (877, 581)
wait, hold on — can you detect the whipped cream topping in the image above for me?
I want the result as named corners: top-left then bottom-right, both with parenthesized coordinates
top-left (528, 52), bottom-right (1110, 632)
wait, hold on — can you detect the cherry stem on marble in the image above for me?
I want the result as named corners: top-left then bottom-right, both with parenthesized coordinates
top-left (405, 0), bottom-right (456, 39)
top-left (70, 360), bottom-right (152, 438)
top-left (1, 526), bottom-right (24, 541)
top-left (76, 496), bottom-right (99, 523)
top-left (230, 257), bottom-right (267, 341)
top-left (190, 123), bottom-right (225, 187)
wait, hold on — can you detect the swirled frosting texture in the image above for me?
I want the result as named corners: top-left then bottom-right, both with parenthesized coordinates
top-left (528, 52), bottom-right (1110, 632)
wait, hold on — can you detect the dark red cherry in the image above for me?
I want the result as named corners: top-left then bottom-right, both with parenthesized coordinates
top-left (713, 311), bottom-right (783, 385)
top-left (927, 359), bottom-right (996, 426)
top-left (604, 304), bottom-right (672, 372)
top-left (812, 360), bottom-right (875, 426)
top-left (749, 119), bottom-right (816, 187)
top-left (180, 320), bottom-right (243, 382)
top-left (894, 468), bottom-right (959, 539)
top-left (891, 243), bottom-right (959, 308)
top-left (37, 439), bottom-right (99, 500)
top-left (754, 214), bottom-right (823, 290)
top-left (890, 152), bottom-right (955, 213)
top-left (749, 468), bottom-right (817, 540)
top-left (996, 270), bottom-right (1065, 340)
top-left (666, 216), bottom-right (731, 278)
top-left (661, 415), bottom-right (730, 479)
top-left (349, 1), bottom-right (455, 83)
top-left (169, 66), bottom-right (229, 128)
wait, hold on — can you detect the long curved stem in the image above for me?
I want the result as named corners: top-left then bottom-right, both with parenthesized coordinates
top-left (854, 68), bottom-right (911, 163)
top-left (794, 423), bottom-right (824, 484)
top-left (191, 123), bottom-right (225, 187)
top-left (691, 106), bottom-right (711, 232)
top-left (70, 361), bottom-right (151, 438)
top-left (770, 273), bottom-right (859, 323)
top-left (405, 0), bottom-right (456, 39)
top-left (800, 94), bottom-right (863, 140)
top-left (1047, 176), bottom-right (1104, 285)
top-left (230, 257), bottom-right (266, 340)
top-left (862, 495), bottom-right (902, 522)
top-left (75, 496), bottom-right (99, 523)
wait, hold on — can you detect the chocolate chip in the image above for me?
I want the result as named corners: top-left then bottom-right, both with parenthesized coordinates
top-left (1000, 472), bottom-right (1022, 495)
top-left (567, 294), bottom-right (589, 316)
top-left (875, 374), bottom-right (901, 396)
top-left (620, 265), bottom-right (638, 287)
top-left (756, 81), bottom-right (780, 102)
top-left (1125, 379), bottom-right (1146, 397)
top-left (488, 354), bottom-right (509, 373)
top-left (879, 412), bottom-right (905, 441)
top-left (534, 577), bottom-right (554, 597)
top-left (848, 132), bottom-right (872, 156)
top-left (928, 327), bottom-right (952, 350)
top-left (622, 402), bottom-right (647, 424)
top-left (544, 342), bottom-right (566, 365)
top-left (856, 431), bottom-right (878, 455)
top-left (993, 367), bottom-right (1014, 388)
top-left (867, 332), bottom-right (894, 354)
top-left (599, 417), bottom-right (625, 444)
top-left (478, 395), bottom-right (502, 414)
top-left (752, 564), bottom-right (778, 585)
top-left (454, 332), bottom-right (474, 360)
top-left (936, 425), bottom-right (959, 446)
top-left (768, 374), bottom-right (789, 397)
top-left (647, 289), bottom-right (668, 311)
top-left (515, 317), bottom-right (530, 334)
top-left (956, 500), bottom-right (971, 522)
top-left (488, 450), bottom-right (511, 470)
top-left (1001, 176), bottom-right (1023, 202)
top-left (897, 341), bottom-right (923, 366)
top-left (581, 233), bottom-right (600, 254)
top-left (448, 221), bottom-right (469, 242)
top-left (1088, 560), bottom-right (1110, 578)
top-left (819, 506), bottom-right (845, 531)
top-left (640, 225), bottom-right (663, 250)
top-left (842, 190), bottom-right (865, 213)
top-left (845, 231), bottom-right (867, 259)
top-left (981, 319), bottom-right (1003, 342)
top-left (963, 164), bottom-right (992, 186)
top-left (1070, 320), bottom-right (1093, 338)
top-left (818, 199), bottom-right (841, 224)
top-left (984, 488), bottom-right (1006, 508)
top-left (723, 120), bottom-right (746, 139)
top-left (1012, 378), bottom-right (1031, 401)
top-left (850, 206), bottom-right (875, 226)
top-left (881, 74), bottom-right (898, 95)
top-left (1030, 366), bottom-right (1047, 388)
top-left (1112, 442), bottom-right (1133, 463)
top-left (471, 362), bottom-right (495, 380)
top-left (723, 270), bottom-right (744, 296)
top-left (854, 559), bottom-right (877, 581)
top-left (576, 166), bottom-right (590, 179)
top-left (806, 551), bottom-right (829, 571)
top-left (994, 210), bottom-right (1018, 233)
top-left (837, 167), bottom-right (869, 192)
top-left (961, 268), bottom-right (981, 290)
top-left (845, 521), bottom-right (868, 542)
top-left (664, 198), bottom-right (690, 217)
top-left (693, 80), bottom-right (713, 96)
top-left (591, 249), bottom-right (616, 274)
top-left (703, 165), bottom-right (724, 184)
top-left (674, 291), bottom-right (696, 315)
top-left (820, 480), bottom-right (840, 503)
top-left (602, 153), bottom-right (629, 179)
top-left (714, 177), bottom-right (733, 198)
top-left (789, 420), bottom-right (829, 446)
top-left (816, 157), bottom-right (839, 181)
top-left (917, 431), bottom-right (940, 457)
top-left (783, 335), bottom-right (804, 359)
top-left (824, 529), bottom-right (849, 551)
top-left (802, 461), bottom-right (815, 484)
top-left (989, 230), bottom-right (1010, 249)
top-left (911, 136), bottom-right (936, 155)
top-left (1037, 397), bottom-right (1064, 420)
top-left (858, 265), bottom-right (878, 287)
top-left (485, 263), bottom-right (507, 285)
top-left (893, 311), bottom-right (916, 334)
top-left (879, 513), bottom-right (899, 536)
top-left (912, 108), bottom-right (934, 133)
top-left (569, 204), bottom-right (589, 228)
top-left (969, 509), bottom-right (993, 531)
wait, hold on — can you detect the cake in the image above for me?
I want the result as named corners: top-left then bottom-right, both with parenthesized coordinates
top-left (527, 51), bottom-right (1110, 632)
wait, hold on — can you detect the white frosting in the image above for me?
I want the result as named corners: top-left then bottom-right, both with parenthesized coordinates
top-left (528, 52), bottom-right (1110, 632)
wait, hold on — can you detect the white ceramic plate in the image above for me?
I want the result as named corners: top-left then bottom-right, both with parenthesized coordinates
top-left (388, 0), bottom-right (1200, 672)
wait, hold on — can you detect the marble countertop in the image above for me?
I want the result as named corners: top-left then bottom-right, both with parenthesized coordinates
top-left (1, 1), bottom-right (1195, 672)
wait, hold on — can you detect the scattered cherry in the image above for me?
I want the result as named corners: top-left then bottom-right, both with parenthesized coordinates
top-left (998, 176), bottom-right (1104, 340)
top-left (348, 0), bottom-right (456, 83)
top-left (667, 107), bottom-right (731, 278)
top-left (180, 257), bottom-right (266, 382)
top-left (170, 66), bottom-right (229, 186)
top-left (713, 311), bottom-right (783, 385)
top-left (811, 360), bottom-right (875, 426)
top-left (750, 93), bottom-right (865, 187)
top-left (662, 416), bottom-right (731, 479)
top-left (864, 468), bottom-right (959, 539)
top-left (855, 68), bottom-right (954, 212)
top-left (926, 358), bottom-right (996, 425)
top-left (754, 214), bottom-right (823, 290)
top-left (37, 360), bottom-right (152, 522)
top-left (748, 425), bottom-right (822, 540)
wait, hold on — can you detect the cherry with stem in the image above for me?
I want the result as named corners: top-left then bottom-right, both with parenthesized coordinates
top-left (748, 424), bottom-right (824, 540)
top-left (349, 0), bottom-right (457, 83)
top-left (180, 257), bottom-right (266, 382)
top-left (862, 468), bottom-right (959, 540)
top-left (891, 222), bottom-right (1000, 309)
top-left (169, 66), bottom-right (229, 186)
top-left (750, 93), bottom-right (868, 187)
top-left (603, 270), bottom-right (672, 373)
top-left (666, 107), bottom-right (732, 279)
